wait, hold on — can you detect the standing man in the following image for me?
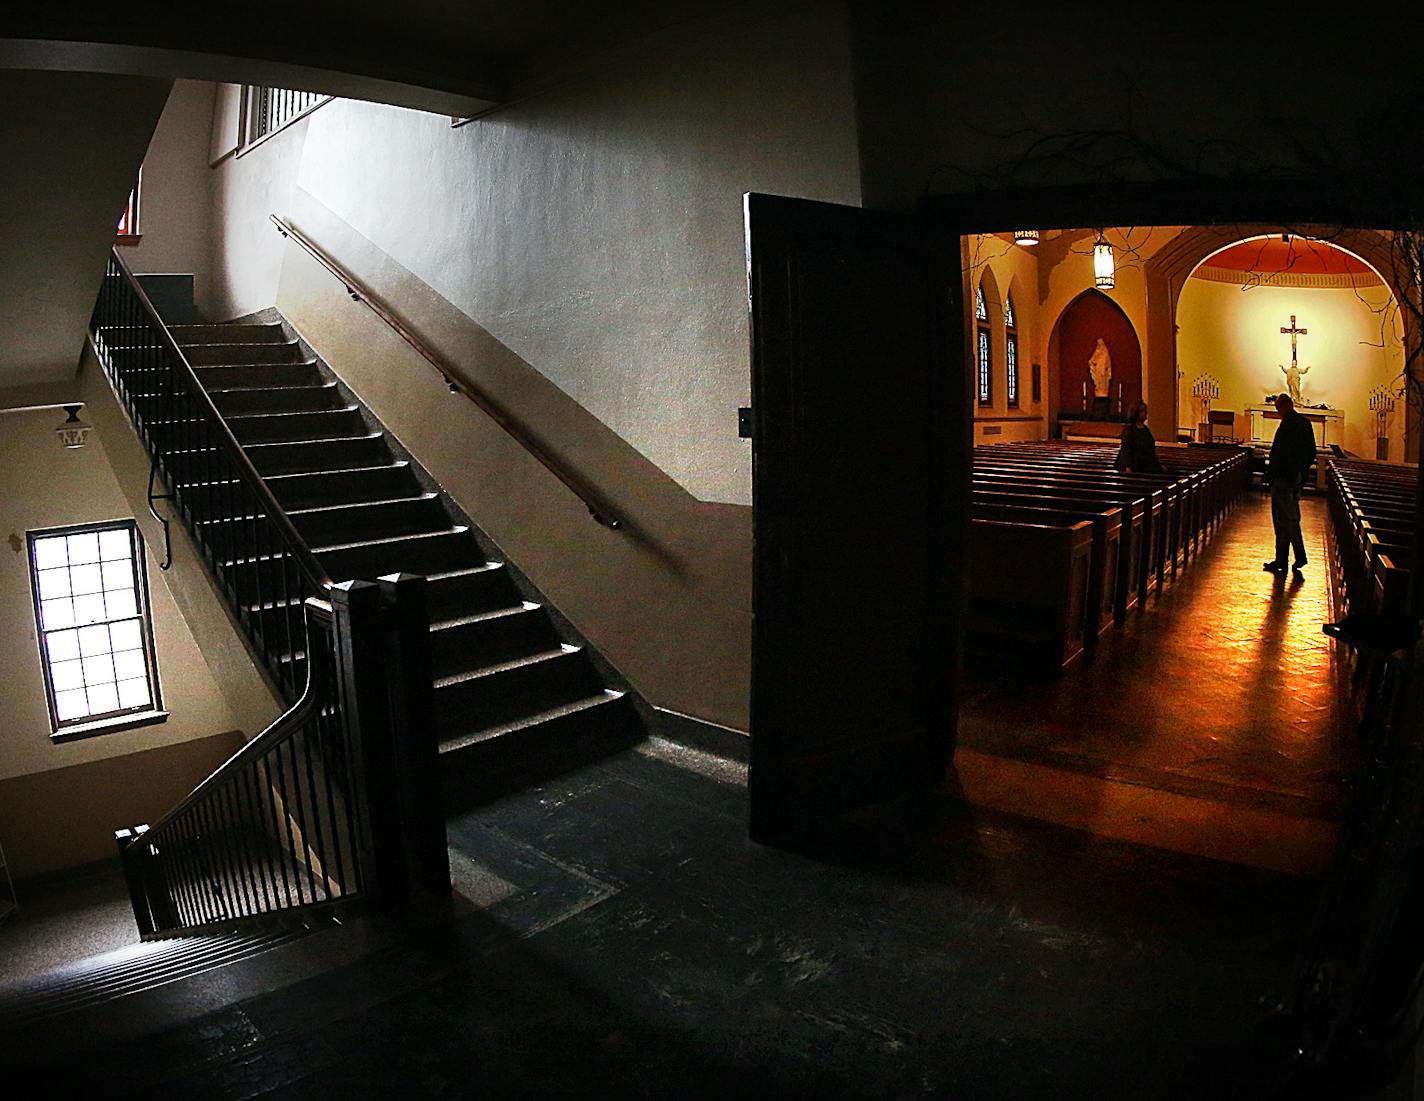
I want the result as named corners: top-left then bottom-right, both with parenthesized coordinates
top-left (1264, 393), bottom-right (1318, 575)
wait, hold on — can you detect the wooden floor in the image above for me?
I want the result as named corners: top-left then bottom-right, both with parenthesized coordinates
top-left (956, 490), bottom-right (1353, 874)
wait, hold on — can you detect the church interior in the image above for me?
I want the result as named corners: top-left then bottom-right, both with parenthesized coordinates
top-left (957, 225), bottom-right (1411, 878)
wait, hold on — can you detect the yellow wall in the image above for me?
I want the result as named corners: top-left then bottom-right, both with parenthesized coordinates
top-left (0, 385), bottom-right (249, 875)
top-left (966, 234), bottom-right (1047, 444)
top-left (1176, 275), bottom-right (1404, 458)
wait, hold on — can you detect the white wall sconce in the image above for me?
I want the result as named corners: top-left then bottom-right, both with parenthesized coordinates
top-left (56, 405), bottom-right (91, 449)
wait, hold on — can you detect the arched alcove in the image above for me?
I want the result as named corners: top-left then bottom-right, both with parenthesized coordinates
top-left (1051, 290), bottom-right (1142, 414)
top-left (1173, 235), bottom-right (1406, 457)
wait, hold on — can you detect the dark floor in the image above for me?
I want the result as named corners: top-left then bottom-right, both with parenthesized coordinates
top-left (0, 736), bottom-right (1321, 1099)
top-left (0, 860), bottom-right (137, 983)
top-left (961, 492), bottom-right (1352, 816)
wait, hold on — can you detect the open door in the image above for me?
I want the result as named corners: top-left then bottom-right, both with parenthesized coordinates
top-left (746, 193), bottom-right (964, 842)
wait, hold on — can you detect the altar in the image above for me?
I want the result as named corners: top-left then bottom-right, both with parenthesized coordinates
top-left (1246, 404), bottom-right (1344, 449)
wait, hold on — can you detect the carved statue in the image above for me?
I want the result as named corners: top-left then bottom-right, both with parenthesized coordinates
top-left (1087, 337), bottom-right (1112, 396)
top-left (1279, 362), bottom-right (1310, 405)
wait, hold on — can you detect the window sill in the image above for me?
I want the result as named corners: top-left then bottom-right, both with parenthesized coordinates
top-left (51, 710), bottom-right (169, 744)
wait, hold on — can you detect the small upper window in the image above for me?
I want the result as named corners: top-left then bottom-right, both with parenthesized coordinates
top-left (242, 87), bottom-right (331, 150)
top-left (975, 285), bottom-right (987, 322)
top-left (115, 170), bottom-right (141, 245)
top-left (28, 520), bottom-right (162, 736)
top-left (1003, 295), bottom-right (1015, 329)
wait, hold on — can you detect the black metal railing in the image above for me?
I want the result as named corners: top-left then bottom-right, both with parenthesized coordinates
top-left (115, 578), bottom-right (448, 938)
top-left (117, 598), bottom-right (360, 935)
top-left (92, 250), bottom-right (330, 702)
top-left (94, 251), bottom-right (450, 937)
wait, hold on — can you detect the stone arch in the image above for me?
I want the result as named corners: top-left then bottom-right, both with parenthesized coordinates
top-left (1144, 225), bottom-right (1417, 455)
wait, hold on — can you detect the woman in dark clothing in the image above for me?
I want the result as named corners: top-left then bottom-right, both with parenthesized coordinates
top-left (1115, 400), bottom-right (1163, 474)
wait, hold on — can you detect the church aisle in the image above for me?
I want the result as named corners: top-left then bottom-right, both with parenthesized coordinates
top-left (957, 488), bottom-right (1351, 872)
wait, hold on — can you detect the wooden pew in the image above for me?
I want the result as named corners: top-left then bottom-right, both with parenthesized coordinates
top-left (967, 518), bottom-right (1094, 671)
top-left (972, 500), bottom-right (1122, 639)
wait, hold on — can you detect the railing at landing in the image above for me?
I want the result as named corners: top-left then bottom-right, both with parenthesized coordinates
top-left (268, 213), bottom-right (623, 530)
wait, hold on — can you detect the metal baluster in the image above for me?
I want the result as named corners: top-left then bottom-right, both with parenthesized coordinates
top-left (285, 733), bottom-right (321, 904)
top-left (206, 792), bottom-right (240, 922)
top-left (299, 718), bottom-right (334, 902)
top-left (268, 740), bottom-right (304, 905)
top-left (216, 782), bottom-right (252, 919)
top-left (259, 755), bottom-right (295, 908)
top-left (240, 768), bottom-right (277, 913)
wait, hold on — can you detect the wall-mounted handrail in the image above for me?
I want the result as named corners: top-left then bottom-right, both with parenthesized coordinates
top-left (269, 213), bottom-right (623, 530)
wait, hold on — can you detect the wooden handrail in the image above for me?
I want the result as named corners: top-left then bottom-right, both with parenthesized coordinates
top-left (269, 214), bottom-right (623, 530)
top-left (129, 596), bottom-right (333, 845)
top-left (108, 249), bottom-right (334, 593)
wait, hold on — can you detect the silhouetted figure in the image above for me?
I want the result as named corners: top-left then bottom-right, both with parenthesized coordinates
top-left (1264, 393), bottom-right (1317, 575)
top-left (1114, 400), bottom-right (1162, 474)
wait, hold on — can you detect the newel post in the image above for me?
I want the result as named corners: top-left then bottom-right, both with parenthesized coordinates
top-left (114, 825), bottom-right (155, 936)
top-left (378, 573), bottom-right (450, 905)
top-left (330, 577), bottom-right (449, 912)
top-left (330, 579), bottom-right (409, 909)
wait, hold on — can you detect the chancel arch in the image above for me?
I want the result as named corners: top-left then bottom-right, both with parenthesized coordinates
top-left (1049, 289), bottom-right (1142, 417)
top-left (1173, 236), bottom-right (1407, 459)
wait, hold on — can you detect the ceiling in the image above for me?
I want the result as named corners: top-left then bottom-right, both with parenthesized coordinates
top-left (1198, 237), bottom-right (1373, 276)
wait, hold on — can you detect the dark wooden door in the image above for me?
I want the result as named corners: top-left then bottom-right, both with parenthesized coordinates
top-left (745, 192), bottom-right (964, 841)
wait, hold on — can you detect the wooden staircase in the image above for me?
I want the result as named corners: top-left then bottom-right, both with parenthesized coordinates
top-left (165, 317), bottom-right (640, 780)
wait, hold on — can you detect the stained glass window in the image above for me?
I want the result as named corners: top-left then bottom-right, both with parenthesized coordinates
top-left (1005, 294), bottom-right (1018, 408)
top-left (28, 521), bottom-right (161, 732)
top-left (977, 283), bottom-right (992, 405)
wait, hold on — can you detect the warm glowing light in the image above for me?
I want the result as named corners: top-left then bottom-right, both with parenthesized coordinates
top-left (1013, 229), bottom-right (1040, 246)
top-left (1094, 231), bottom-right (1115, 289)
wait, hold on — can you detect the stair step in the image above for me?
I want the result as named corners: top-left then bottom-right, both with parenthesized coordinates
top-left (227, 408), bottom-right (367, 445)
top-left (430, 603), bottom-right (560, 679)
top-left (315, 527), bottom-right (482, 582)
top-left (425, 564), bottom-right (524, 621)
top-left (195, 362), bottom-right (324, 389)
top-left (290, 493), bottom-right (449, 545)
top-left (183, 341), bottom-right (307, 367)
top-left (209, 382), bottom-right (344, 416)
top-left (245, 434), bottom-right (393, 476)
top-left (438, 690), bottom-right (637, 778)
top-left (434, 645), bottom-right (604, 737)
top-left (0, 927), bottom-right (314, 1028)
top-left (265, 463), bottom-right (421, 510)
top-left (171, 322), bottom-right (289, 345)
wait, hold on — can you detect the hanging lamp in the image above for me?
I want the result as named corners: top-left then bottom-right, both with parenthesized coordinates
top-left (1013, 229), bottom-right (1040, 246)
top-left (1093, 230), bottom-right (1115, 289)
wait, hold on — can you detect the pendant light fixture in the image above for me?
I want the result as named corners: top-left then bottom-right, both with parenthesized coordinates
top-left (1013, 229), bottom-right (1040, 246)
top-left (1093, 230), bottom-right (1115, 289)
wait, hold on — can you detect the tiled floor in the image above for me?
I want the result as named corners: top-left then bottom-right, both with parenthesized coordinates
top-left (960, 491), bottom-right (1353, 817)
top-left (0, 741), bottom-right (1320, 1099)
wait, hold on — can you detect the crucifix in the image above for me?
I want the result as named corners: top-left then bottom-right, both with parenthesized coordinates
top-left (1279, 314), bottom-right (1310, 404)
top-left (1280, 314), bottom-right (1308, 368)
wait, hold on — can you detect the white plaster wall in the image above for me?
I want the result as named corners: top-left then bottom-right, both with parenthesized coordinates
top-left (125, 80), bottom-right (218, 315)
top-left (1176, 277), bottom-right (1404, 459)
top-left (0, 403), bottom-right (240, 782)
top-left (212, 4), bottom-right (862, 505)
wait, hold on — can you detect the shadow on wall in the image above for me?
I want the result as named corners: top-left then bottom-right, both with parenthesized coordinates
top-left (271, 192), bottom-right (752, 732)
